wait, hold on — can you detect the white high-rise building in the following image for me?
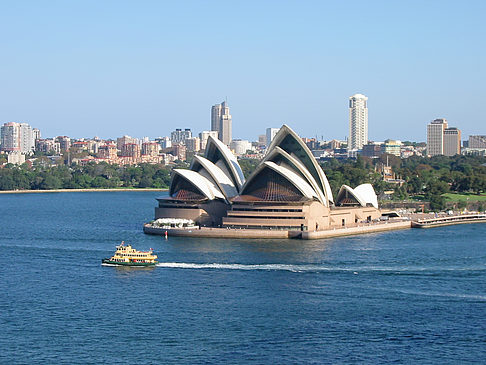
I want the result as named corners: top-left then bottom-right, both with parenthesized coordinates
top-left (1, 122), bottom-right (36, 153)
top-left (266, 128), bottom-right (279, 147)
top-left (348, 94), bottom-right (368, 151)
top-left (211, 101), bottom-right (232, 146)
top-left (427, 118), bottom-right (448, 156)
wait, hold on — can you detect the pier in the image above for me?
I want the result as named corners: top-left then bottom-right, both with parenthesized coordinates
top-left (411, 213), bottom-right (486, 228)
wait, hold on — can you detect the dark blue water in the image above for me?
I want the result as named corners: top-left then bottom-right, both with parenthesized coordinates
top-left (1, 192), bottom-right (485, 364)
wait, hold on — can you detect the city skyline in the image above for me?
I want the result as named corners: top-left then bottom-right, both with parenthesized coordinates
top-left (0, 1), bottom-right (485, 141)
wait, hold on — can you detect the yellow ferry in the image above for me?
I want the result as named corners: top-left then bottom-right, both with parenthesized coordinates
top-left (101, 241), bottom-right (158, 267)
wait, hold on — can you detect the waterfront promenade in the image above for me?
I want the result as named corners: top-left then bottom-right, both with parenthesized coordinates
top-left (411, 213), bottom-right (486, 228)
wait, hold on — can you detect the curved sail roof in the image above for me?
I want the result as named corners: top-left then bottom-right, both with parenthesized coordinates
top-left (205, 136), bottom-right (245, 190)
top-left (336, 184), bottom-right (378, 208)
top-left (335, 185), bottom-right (366, 207)
top-left (263, 146), bottom-right (327, 206)
top-left (170, 169), bottom-right (225, 201)
top-left (191, 155), bottom-right (238, 200)
top-left (266, 125), bottom-right (334, 205)
top-left (354, 183), bottom-right (378, 209)
top-left (241, 161), bottom-right (318, 201)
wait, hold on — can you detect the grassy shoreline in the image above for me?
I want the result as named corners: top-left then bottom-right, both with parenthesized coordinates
top-left (0, 188), bottom-right (169, 194)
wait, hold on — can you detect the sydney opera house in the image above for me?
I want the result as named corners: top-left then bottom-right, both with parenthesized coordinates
top-left (146, 125), bottom-right (383, 238)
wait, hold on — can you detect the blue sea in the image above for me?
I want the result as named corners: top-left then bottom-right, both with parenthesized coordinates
top-left (1, 191), bottom-right (485, 364)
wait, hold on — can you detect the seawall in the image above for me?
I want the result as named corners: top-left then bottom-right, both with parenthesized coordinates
top-left (302, 221), bottom-right (412, 239)
top-left (143, 220), bottom-right (412, 240)
top-left (143, 225), bottom-right (292, 239)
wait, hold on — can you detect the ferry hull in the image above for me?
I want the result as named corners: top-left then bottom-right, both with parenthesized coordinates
top-left (101, 259), bottom-right (157, 267)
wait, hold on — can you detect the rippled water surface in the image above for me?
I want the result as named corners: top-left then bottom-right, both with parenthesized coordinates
top-left (1, 192), bottom-right (486, 363)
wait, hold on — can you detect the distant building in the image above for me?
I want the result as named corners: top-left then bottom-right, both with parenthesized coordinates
top-left (1, 122), bottom-right (36, 153)
top-left (302, 137), bottom-right (318, 150)
top-left (329, 140), bottom-right (343, 150)
top-left (230, 139), bottom-right (252, 155)
top-left (116, 135), bottom-right (138, 151)
top-left (199, 131), bottom-right (218, 150)
top-left (98, 143), bottom-right (117, 159)
top-left (469, 135), bottom-right (486, 148)
top-left (170, 128), bottom-right (192, 144)
top-left (172, 144), bottom-right (186, 161)
top-left (266, 128), bottom-right (279, 147)
top-left (142, 142), bottom-right (160, 156)
top-left (382, 139), bottom-right (402, 157)
top-left (427, 118), bottom-right (448, 156)
top-left (56, 136), bottom-right (71, 151)
top-left (156, 136), bottom-right (172, 149)
top-left (36, 139), bottom-right (61, 154)
top-left (7, 151), bottom-right (26, 165)
top-left (185, 137), bottom-right (201, 152)
top-left (426, 119), bottom-right (461, 157)
top-left (211, 101), bottom-right (232, 145)
top-left (121, 143), bottom-right (141, 159)
top-left (122, 143), bottom-right (141, 159)
top-left (361, 142), bottom-right (382, 158)
top-left (348, 94), bottom-right (368, 151)
top-left (258, 134), bottom-right (266, 146)
top-left (443, 128), bottom-right (461, 156)
top-left (33, 128), bottom-right (41, 141)
top-left (87, 139), bottom-right (104, 154)
top-left (71, 141), bottom-right (89, 154)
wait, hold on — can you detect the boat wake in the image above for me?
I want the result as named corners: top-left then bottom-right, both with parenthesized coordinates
top-left (155, 262), bottom-right (486, 274)
top-left (156, 262), bottom-right (308, 272)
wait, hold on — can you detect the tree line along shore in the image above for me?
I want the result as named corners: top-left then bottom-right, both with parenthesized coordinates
top-left (0, 154), bottom-right (485, 212)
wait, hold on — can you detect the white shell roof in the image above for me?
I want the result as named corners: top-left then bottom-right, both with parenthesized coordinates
top-left (191, 155), bottom-right (238, 199)
top-left (336, 185), bottom-right (367, 207)
top-left (266, 125), bottom-right (334, 205)
top-left (263, 146), bottom-right (327, 206)
top-left (205, 136), bottom-right (245, 190)
top-left (354, 183), bottom-right (378, 209)
top-left (242, 161), bottom-right (318, 201)
top-left (336, 184), bottom-right (378, 208)
top-left (171, 169), bottom-right (225, 201)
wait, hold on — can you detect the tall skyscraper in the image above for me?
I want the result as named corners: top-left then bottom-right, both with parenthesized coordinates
top-left (443, 127), bottom-right (461, 156)
top-left (1, 122), bottom-right (36, 153)
top-left (427, 118), bottom-right (448, 156)
top-left (348, 94), bottom-right (368, 151)
top-left (211, 101), bottom-right (232, 145)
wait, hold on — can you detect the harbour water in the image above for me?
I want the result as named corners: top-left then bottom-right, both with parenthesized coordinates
top-left (1, 191), bottom-right (486, 363)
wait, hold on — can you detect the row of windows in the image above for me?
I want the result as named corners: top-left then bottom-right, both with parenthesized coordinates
top-left (232, 208), bottom-right (302, 212)
top-left (228, 215), bottom-right (305, 220)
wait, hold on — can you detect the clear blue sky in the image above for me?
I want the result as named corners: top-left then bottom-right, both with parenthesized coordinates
top-left (1, 0), bottom-right (485, 142)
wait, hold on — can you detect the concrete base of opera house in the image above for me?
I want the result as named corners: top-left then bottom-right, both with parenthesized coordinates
top-left (143, 220), bottom-right (412, 240)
